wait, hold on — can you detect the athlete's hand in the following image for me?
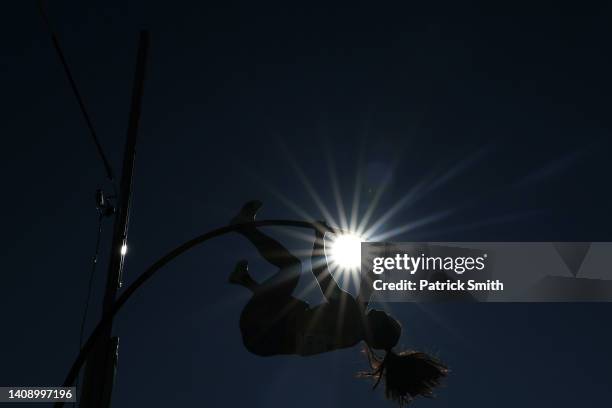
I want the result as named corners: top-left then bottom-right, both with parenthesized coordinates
top-left (314, 220), bottom-right (330, 237)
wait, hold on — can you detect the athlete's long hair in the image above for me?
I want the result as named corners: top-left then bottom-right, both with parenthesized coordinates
top-left (359, 346), bottom-right (448, 406)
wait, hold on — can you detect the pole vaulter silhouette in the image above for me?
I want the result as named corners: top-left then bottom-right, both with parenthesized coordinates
top-left (230, 201), bottom-right (448, 406)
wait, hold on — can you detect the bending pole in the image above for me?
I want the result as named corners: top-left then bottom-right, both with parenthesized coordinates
top-left (54, 219), bottom-right (336, 408)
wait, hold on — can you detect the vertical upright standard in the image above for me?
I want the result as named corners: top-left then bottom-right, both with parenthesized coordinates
top-left (80, 31), bottom-right (150, 408)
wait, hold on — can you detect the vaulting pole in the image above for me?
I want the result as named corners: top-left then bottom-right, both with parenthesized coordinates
top-left (54, 220), bottom-right (336, 408)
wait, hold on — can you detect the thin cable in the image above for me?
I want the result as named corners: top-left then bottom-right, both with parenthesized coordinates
top-left (74, 213), bottom-right (104, 407)
top-left (38, 0), bottom-right (116, 184)
top-left (79, 213), bottom-right (104, 347)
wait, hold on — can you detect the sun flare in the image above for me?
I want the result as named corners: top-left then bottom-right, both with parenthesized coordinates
top-left (327, 232), bottom-right (364, 272)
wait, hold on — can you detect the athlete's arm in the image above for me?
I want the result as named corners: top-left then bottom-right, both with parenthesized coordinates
top-left (311, 223), bottom-right (347, 302)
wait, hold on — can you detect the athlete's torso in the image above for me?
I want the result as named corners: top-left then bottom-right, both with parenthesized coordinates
top-left (240, 294), bottom-right (364, 357)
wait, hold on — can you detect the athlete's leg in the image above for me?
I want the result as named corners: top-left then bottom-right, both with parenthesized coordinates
top-left (231, 201), bottom-right (302, 298)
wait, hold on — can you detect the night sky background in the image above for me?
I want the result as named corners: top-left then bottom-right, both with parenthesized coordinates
top-left (2, 1), bottom-right (612, 407)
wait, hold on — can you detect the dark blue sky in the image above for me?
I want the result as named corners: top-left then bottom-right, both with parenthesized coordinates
top-left (2, 1), bottom-right (612, 407)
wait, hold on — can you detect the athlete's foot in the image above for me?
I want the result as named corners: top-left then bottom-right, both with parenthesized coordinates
top-left (228, 259), bottom-right (250, 286)
top-left (230, 200), bottom-right (263, 225)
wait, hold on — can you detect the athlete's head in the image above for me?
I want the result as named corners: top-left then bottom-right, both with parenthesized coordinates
top-left (364, 309), bottom-right (401, 351)
top-left (361, 310), bottom-right (448, 406)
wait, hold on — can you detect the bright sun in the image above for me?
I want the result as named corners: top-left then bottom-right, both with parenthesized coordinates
top-left (328, 232), bottom-right (364, 271)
